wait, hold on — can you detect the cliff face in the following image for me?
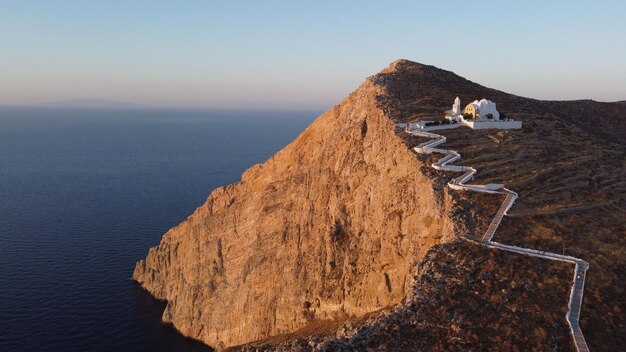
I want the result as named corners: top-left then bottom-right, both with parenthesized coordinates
top-left (133, 70), bottom-right (456, 349)
top-left (135, 60), bottom-right (625, 351)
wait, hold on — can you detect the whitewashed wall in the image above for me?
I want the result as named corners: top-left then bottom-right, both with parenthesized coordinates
top-left (464, 120), bottom-right (522, 129)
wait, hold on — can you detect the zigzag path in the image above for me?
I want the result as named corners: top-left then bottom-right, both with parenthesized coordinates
top-left (407, 128), bottom-right (590, 352)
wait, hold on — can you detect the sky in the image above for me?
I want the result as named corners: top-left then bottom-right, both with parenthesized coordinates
top-left (1, 0), bottom-right (625, 109)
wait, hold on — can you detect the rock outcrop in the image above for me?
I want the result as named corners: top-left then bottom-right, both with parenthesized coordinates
top-left (133, 64), bottom-right (456, 349)
top-left (135, 60), bottom-right (626, 351)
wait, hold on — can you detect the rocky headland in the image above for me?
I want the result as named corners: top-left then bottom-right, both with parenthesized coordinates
top-left (134, 60), bottom-right (625, 351)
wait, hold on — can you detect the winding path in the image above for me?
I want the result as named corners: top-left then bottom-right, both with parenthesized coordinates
top-left (408, 128), bottom-right (590, 352)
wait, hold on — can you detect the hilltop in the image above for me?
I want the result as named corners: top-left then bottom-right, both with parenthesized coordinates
top-left (134, 60), bottom-right (625, 351)
top-left (376, 60), bottom-right (626, 145)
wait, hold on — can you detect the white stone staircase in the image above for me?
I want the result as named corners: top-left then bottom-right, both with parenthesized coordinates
top-left (407, 128), bottom-right (590, 352)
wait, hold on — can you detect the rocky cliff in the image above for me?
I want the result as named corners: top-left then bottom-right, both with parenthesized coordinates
top-left (135, 60), bottom-right (626, 351)
top-left (133, 64), bottom-right (457, 349)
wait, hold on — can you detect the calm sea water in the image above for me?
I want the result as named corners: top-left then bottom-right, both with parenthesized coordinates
top-left (0, 107), bottom-right (318, 352)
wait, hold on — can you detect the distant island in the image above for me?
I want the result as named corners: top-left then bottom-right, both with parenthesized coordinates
top-left (39, 99), bottom-right (142, 109)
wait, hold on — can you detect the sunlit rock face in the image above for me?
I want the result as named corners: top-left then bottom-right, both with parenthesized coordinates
top-left (133, 61), bottom-right (455, 350)
top-left (134, 59), bottom-right (626, 351)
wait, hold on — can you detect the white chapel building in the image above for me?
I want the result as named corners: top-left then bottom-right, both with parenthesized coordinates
top-left (464, 99), bottom-right (500, 120)
top-left (445, 97), bottom-right (521, 130)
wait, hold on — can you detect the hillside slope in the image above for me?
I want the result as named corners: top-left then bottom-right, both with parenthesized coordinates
top-left (133, 74), bottom-right (458, 349)
top-left (377, 60), bottom-right (625, 350)
top-left (135, 60), bottom-right (625, 351)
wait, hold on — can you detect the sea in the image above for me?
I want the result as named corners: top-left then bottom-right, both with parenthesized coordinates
top-left (0, 107), bottom-right (319, 352)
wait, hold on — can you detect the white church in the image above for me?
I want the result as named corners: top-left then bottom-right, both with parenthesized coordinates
top-left (446, 97), bottom-right (521, 130)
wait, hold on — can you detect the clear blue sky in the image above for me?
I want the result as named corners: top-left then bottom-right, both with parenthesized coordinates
top-left (1, 1), bottom-right (625, 109)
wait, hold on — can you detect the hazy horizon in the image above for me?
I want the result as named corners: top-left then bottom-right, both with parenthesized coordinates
top-left (1, 1), bottom-right (625, 109)
top-left (0, 99), bottom-right (324, 112)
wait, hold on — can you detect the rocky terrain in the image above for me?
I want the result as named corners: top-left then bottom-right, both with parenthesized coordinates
top-left (134, 60), bottom-right (625, 351)
top-left (240, 239), bottom-right (575, 352)
top-left (133, 68), bottom-right (460, 349)
top-left (378, 60), bottom-right (626, 350)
